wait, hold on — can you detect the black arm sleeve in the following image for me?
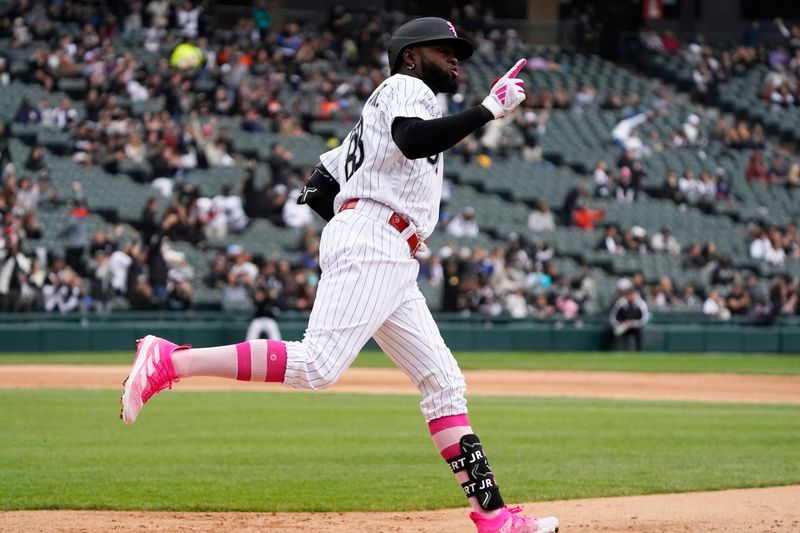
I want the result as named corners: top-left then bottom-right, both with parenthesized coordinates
top-left (391, 105), bottom-right (494, 159)
top-left (296, 162), bottom-right (340, 221)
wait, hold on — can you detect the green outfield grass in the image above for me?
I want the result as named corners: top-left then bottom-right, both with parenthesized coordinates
top-left (1, 351), bottom-right (800, 374)
top-left (1, 389), bottom-right (798, 511)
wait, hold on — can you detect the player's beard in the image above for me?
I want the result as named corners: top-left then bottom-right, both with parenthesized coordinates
top-left (420, 57), bottom-right (458, 94)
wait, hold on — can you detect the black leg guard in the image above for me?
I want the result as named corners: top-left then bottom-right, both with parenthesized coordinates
top-left (445, 434), bottom-right (504, 511)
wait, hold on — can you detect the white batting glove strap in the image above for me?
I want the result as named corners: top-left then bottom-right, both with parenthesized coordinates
top-left (482, 58), bottom-right (527, 119)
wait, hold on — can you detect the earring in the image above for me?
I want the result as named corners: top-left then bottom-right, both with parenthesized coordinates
top-left (406, 63), bottom-right (415, 70)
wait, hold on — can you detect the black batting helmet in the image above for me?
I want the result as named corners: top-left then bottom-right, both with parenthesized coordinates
top-left (387, 17), bottom-right (474, 74)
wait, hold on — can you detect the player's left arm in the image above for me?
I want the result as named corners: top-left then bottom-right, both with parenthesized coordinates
top-left (391, 106), bottom-right (493, 159)
top-left (392, 59), bottom-right (527, 159)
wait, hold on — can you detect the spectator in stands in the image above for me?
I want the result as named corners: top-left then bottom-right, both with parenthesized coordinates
top-left (14, 97), bottom-right (41, 125)
top-left (715, 167), bottom-right (733, 202)
top-left (609, 278), bottom-right (649, 351)
top-left (703, 289), bottom-right (731, 320)
top-left (726, 281), bottom-right (752, 316)
top-left (765, 230), bottom-right (786, 266)
top-left (615, 166), bottom-right (635, 203)
top-left (447, 207), bottom-right (480, 238)
top-left (42, 266), bottom-right (84, 313)
top-left (598, 225), bottom-right (622, 254)
top-left (527, 202), bottom-right (555, 232)
top-left (532, 293), bottom-right (556, 319)
top-left (750, 124), bottom-right (766, 150)
top-left (649, 276), bottom-right (678, 308)
top-left (678, 169), bottom-right (702, 204)
top-left (697, 171), bottom-right (717, 206)
top-left (659, 170), bottom-right (683, 204)
top-left (661, 30), bottom-right (680, 53)
top-left (0, 123), bottom-right (11, 173)
top-left (573, 199), bottom-right (604, 230)
top-left (749, 226), bottom-right (771, 261)
top-left (787, 162), bottom-right (800, 188)
top-left (50, 98), bottom-right (78, 130)
top-left (593, 160), bottom-right (611, 198)
top-left (768, 154), bottom-right (790, 182)
top-left (267, 184), bottom-right (289, 227)
top-left (267, 143), bottom-right (294, 185)
top-left (0, 232), bottom-right (32, 312)
top-left (691, 61), bottom-right (714, 102)
top-left (769, 276), bottom-right (796, 318)
top-left (59, 200), bottom-right (89, 276)
top-left (284, 180), bottom-right (314, 230)
top-left (24, 145), bottom-right (47, 174)
top-left (246, 286), bottom-right (283, 340)
top-left (683, 243), bottom-right (706, 269)
top-left (573, 85), bottom-right (596, 113)
top-left (562, 185), bottom-right (588, 227)
top-left (166, 279), bottom-right (193, 311)
top-left (783, 224), bottom-right (800, 257)
top-left (625, 226), bottom-right (649, 254)
top-left (139, 197), bottom-right (161, 246)
top-left (726, 121), bottom-right (751, 149)
top-left (90, 249), bottom-right (114, 312)
top-left (650, 227), bottom-right (681, 255)
top-left (214, 185), bottom-right (249, 233)
top-left (611, 112), bottom-right (651, 157)
top-left (682, 114), bottom-right (703, 146)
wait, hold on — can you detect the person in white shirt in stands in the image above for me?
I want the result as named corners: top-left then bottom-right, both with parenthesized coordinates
top-left (196, 196), bottom-right (227, 241)
top-left (176, 0), bottom-right (202, 39)
top-left (678, 170), bottom-right (701, 204)
top-left (284, 182), bottom-right (314, 229)
top-left (682, 114), bottom-right (702, 146)
top-left (593, 160), bottom-right (611, 197)
top-left (228, 245), bottom-right (258, 285)
top-left (611, 111), bottom-right (652, 158)
top-left (749, 227), bottom-right (771, 260)
top-left (527, 202), bottom-right (555, 232)
top-left (213, 185), bottom-right (249, 233)
top-left (703, 289), bottom-right (731, 320)
top-left (446, 206), bottom-right (479, 238)
top-left (650, 227), bottom-right (681, 255)
top-left (764, 232), bottom-right (786, 266)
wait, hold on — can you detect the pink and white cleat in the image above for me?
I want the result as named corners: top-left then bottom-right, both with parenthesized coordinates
top-left (120, 335), bottom-right (190, 425)
top-left (470, 506), bottom-right (559, 533)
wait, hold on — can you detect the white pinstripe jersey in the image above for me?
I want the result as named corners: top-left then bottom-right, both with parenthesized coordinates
top-left (319, 74), bottom-right (443, 240)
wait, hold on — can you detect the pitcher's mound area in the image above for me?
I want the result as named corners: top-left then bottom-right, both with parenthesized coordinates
top-left (3, 485), bottom-right (798, 532)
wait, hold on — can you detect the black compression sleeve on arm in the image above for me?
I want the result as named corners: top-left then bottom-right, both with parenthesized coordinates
top-left (391, 105), bottom-right (494, 159)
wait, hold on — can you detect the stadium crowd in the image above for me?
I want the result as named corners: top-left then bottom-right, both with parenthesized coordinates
top-left (0, 1), bottom-right (799, 325)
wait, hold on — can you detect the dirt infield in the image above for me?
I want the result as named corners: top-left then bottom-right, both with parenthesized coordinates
top-left (3, 365), bottom-right (799, 532)
top-left (2, 364), bottom-right (800, 404)
top-left (3, 485), bottom-right (799, 532)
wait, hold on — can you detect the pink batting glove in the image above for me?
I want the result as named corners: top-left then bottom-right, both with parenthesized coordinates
top-left (482, 58), bottom-right (527, 119)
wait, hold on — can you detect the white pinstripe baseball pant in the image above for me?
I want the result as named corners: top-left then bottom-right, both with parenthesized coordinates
top-left (282, 199), bottom-right (467, 421)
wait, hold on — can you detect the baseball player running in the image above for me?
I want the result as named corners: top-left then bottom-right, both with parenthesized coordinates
top-left (122, 17), bottom-right (558, 533)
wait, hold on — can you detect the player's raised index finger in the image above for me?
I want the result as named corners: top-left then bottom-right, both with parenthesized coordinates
top-left (505, 58), bottom-right (527, 78)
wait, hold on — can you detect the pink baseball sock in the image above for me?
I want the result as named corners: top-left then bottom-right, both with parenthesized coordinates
top-left (172, 339), bottom-right (287, 382)
top-left (429, 414), bottom-right (503, 519)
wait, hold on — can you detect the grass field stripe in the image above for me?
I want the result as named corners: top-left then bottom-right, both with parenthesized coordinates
top-left (2, 390), bottom-right (799, 511)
